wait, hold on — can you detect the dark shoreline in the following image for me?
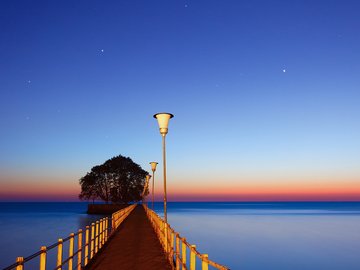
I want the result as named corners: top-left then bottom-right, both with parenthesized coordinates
top-left (87, 203), bottom-right (129, 214)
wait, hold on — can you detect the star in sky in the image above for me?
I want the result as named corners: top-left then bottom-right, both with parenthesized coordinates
top-left (283, 69), bottom-right (286, 73)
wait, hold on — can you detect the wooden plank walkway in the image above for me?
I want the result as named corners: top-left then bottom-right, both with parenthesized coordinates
top-left (85, 205), bottom-right (173, 270)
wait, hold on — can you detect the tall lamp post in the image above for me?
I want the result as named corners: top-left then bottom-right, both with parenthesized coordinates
top-left (149, 162), bottom-right (158, 210)
top-left (153, 112), bottom-right (173, 224)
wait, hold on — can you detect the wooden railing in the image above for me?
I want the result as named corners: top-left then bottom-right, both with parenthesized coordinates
top-left (143, 205), bottom-right (230, 270)
top-left (3, 204), bottom-right (136, 270)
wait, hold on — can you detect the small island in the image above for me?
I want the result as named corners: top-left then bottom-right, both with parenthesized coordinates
top-left (78, 155), bottom-right (148, 214)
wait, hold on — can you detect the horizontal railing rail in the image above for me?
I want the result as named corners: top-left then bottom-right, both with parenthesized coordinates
top-left (3, 204), bottom-right (136, 270)
top-left (143, 204), bottom-right (230, 270)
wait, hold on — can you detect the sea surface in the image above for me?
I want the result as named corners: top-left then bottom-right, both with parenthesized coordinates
top-left (1, 202), bottom-right (360, 270)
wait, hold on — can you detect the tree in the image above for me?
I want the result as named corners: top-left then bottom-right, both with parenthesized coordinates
top-left (79, 173), bottom-right (98, 203)
top-left (79, 155), bottom-right (149, 204)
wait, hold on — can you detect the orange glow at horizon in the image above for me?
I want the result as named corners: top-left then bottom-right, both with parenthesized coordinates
top-left (0, 175), bottom-right (80, 201)
top-left (168, 180), bottom-right (360, 195)
top-left (1, 172), bottom-right (360, 202)
top-left (158, 177), bottom-right (360, 201)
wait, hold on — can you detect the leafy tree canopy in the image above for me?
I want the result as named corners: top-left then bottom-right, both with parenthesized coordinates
top-left (79, 155), bottom-right (149, 204)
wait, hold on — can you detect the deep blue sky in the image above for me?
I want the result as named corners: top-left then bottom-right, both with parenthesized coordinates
top-left (1, 1), bottom-right (359, 200)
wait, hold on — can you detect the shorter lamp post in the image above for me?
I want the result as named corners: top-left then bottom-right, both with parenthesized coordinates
top-left (149, 162), bottom-right (158, 210)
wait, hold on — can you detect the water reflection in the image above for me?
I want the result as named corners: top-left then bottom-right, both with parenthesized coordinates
top-left (1, 202), bottom-right (360, 270)
top-left (165, 203), bottom-right (360, 270)
top-left (0, 203), bottom-right (107, 269)
top-left (78, 214), bottom-right (107, 230)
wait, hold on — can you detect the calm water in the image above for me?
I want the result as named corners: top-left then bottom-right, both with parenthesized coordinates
top-left (1, 202), bottom-right (360, 270)
top-left (0, 202), bottom-right (105, 269)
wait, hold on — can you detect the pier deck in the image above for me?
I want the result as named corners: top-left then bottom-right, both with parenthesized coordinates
top-left (85, 205), bottom-right (172, 270)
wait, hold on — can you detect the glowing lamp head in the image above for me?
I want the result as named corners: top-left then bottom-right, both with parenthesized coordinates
top-left (153, 112), bottom-right (174, 135)
top-left (149, 162), bottom-right (158, 172)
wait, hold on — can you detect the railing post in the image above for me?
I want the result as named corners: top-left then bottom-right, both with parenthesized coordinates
top-left (77, 229), bottom-right (83, 270)
top-left (170, 231), bottom-right (175, 261)
top-left (95, 221), bottom-right (99, 253)
top-left (182, 238), bottom-right (187, 267)
top-left (104, 217), bottom-right (108, 241)
top-left (39, 246), bottom-right (47, 270)
top-left (68, 233), bottom-right (74, 270)
top-left (190, 245), bottom-right (196, 270)
top-left (99, 219), bottom-right (103, 249)
top-left (202, 254), bottom-right (209, 270)
top-left (171, 230), bottom-right (174, 249)
top-left (84, 226), bottom-right (89, 265)
top-left (102, 218), bottom-right (105, 245)
top-left (175, 233), bottom-right (180, 270)
top-left (90, 223), bottom-right (95, 259)
top-left (16, 257), bottom-right (24, 270)
top-left (57, 238), bottom-right (63, 270)
top-left (164, 222), bottom-right (168, 253)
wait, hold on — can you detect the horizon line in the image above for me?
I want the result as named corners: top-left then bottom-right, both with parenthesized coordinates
top-left (1, 200), bottom-right (360, 203)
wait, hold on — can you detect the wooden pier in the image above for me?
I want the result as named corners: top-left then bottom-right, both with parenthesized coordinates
top-left (85, 205), bottom-right (172, 270)
top-left (5, 204), bottom-right (229, 270)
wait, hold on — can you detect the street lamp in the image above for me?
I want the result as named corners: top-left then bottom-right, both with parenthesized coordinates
top-left (149, 162), bottom-right (158, 210)
top-left (153, 112), bottom-right (173, 224)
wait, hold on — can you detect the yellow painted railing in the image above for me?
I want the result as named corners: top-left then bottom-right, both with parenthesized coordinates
top-left (4, 204), bottom-right (136, 270)
top-left (112, 204), bottom-right (136, 229)
top-left (143, 204), bottom-right (230, 270)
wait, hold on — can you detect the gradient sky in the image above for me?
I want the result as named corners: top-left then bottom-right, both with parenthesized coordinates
top-left (1, 0), bottom-right (359, 201)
